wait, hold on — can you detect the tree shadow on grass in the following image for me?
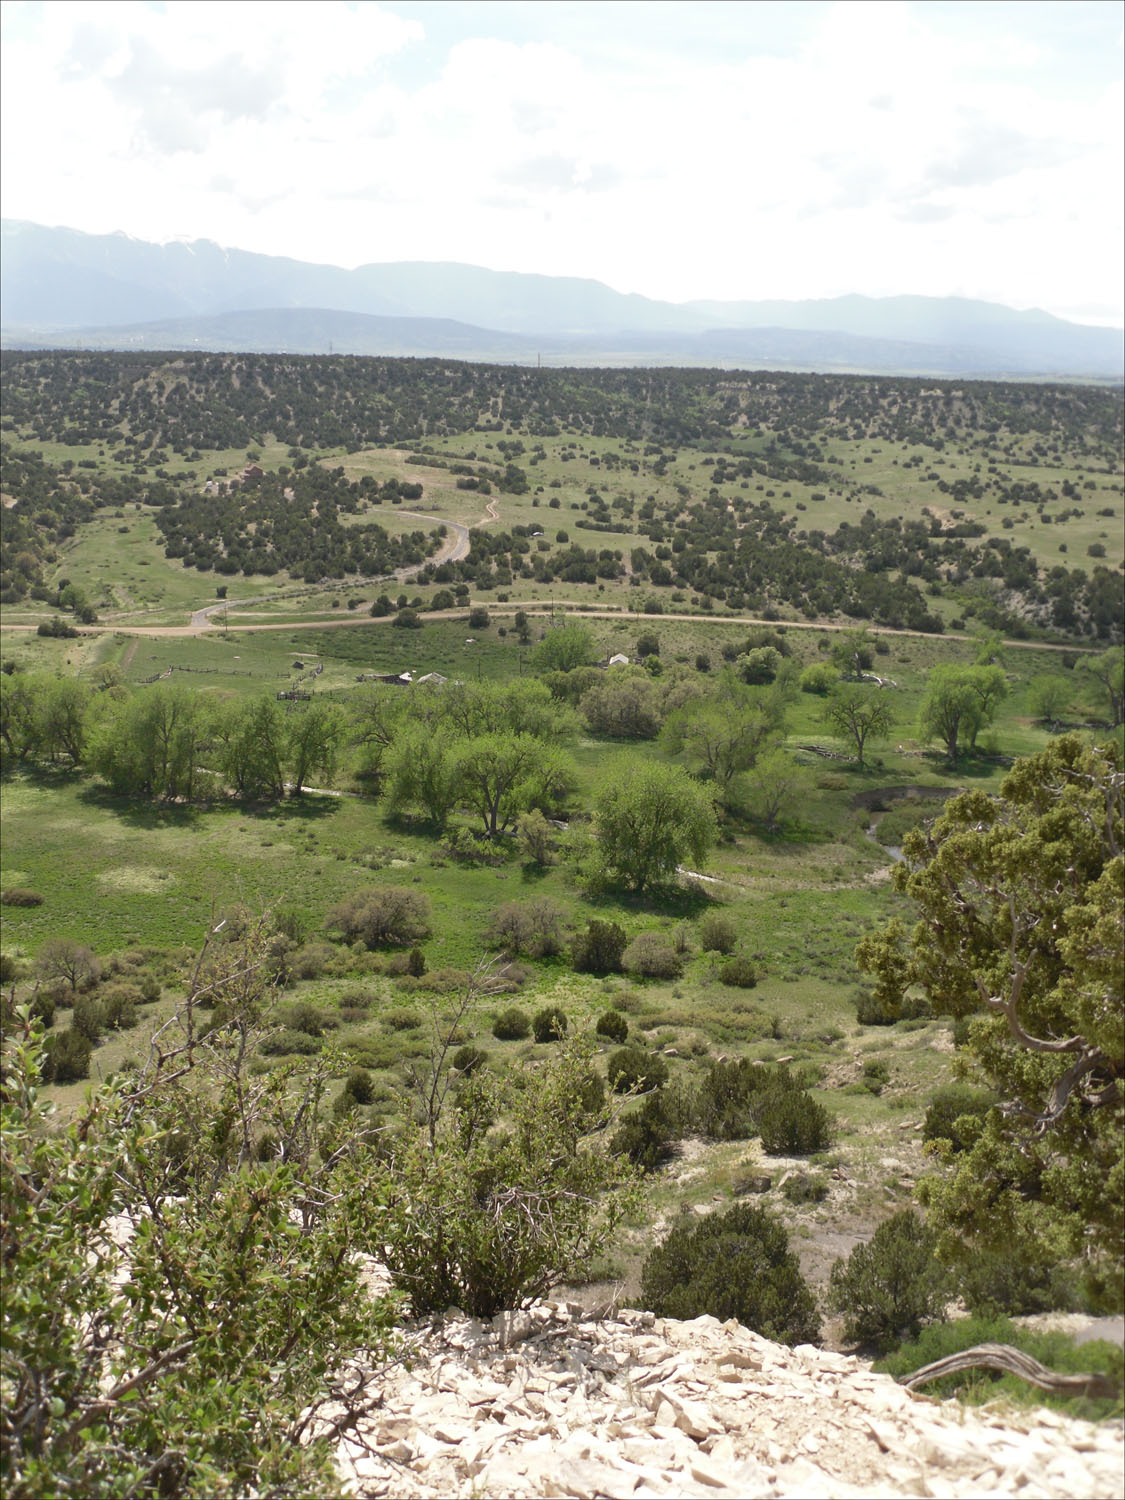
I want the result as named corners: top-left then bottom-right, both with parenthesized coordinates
top-left (77, 784), bottom-right (203, 830)
top-left (3, 763), bottom-right (86, 794)
top-left (918, 751), bottom-right (1012, 781)
top-left (585, 880), bottom-right (713, 920)
top-left (75, 785), bottom-right (341, 828)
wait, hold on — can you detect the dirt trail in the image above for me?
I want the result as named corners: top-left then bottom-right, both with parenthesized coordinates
top-left (2, 605), bottom-right (1096, 649)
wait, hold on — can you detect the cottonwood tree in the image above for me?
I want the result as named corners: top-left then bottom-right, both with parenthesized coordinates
top-left (90, 685), bottom-right (208, 800)
top-left (0, 672), bottom-right (43, 763)
top-left (740, 748), bottom-right (815, 833)
top-left (215, 697), bottom-right (286, 801)
top-left (385, 729), bottom-right (458, 828)
top-left (453, 733), bottom-right (575, 839)
top-left (662, 674), bottom-right (788, 801)
top-left (286, 701), bottom-right (344, 795)
top-left (39, 676), bottom-right (91, 766)
top-left (531, 621), bottom-right (597, 674)
top-left (919, 664), bottom-right (1007, 763)
top-left (436, 678), bottom-right (574, 742)
top-left (831, 626), bottom-right (875, 679)
top-left (594, 757), bottom-right (717, 893)
top-left (821, 684), bottom-right (896, 769)
top-left (856, 736), bottom-right (1123, 1307)
top-left (1028, 675), bottom-right (1072, 725)
top-left (1079, 647), bottom-right (1124, 726)
top-left (349, 685), bottom-right (407, 785)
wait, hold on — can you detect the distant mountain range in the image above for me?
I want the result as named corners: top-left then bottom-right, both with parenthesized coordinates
top-left (3, 219), bottom-right (1121, 380)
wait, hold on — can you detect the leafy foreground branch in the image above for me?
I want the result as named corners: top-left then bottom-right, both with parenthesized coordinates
top-left (1, 920), bottom-right (638, 1496)
top-left (376, 1026), bottom-right (640, 1318)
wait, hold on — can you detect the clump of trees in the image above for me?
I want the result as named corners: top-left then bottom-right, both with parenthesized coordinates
top-left (1, 918), bottom-right (400, 1497)
top-left (3, 916), bottom-right (644, 1492)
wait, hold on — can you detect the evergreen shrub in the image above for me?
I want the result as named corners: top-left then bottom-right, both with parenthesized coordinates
top-left (492, 1006), bottom-right (531, 1040)
top-left (827, 1210), bottom-right (949, 1349)
top-left (641, 1203), bottom-right (820, 1345)
top-left (595, 1009), bottom-right (629, 1044)
top-left (607, 1046), bottom-right (669, 1094)
top-left (533, 1006), bottom-right (568, 1043)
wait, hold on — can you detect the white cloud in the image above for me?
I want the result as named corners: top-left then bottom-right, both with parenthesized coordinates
top-left (0, 0), bottom-right (1120, 323)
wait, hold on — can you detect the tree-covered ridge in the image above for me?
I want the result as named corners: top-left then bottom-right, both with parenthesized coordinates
top-left (2, 351), bottom-right (1122, 456)
top-left (154, 462), bottom-right (441, 581)
top-left (2, 351), bottom-right (1122, 638)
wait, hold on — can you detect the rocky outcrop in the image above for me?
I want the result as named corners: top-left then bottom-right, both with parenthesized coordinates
top-left (331, 1300), bottom-right (1123, 1498)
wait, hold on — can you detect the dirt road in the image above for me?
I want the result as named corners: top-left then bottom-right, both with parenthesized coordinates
top-left (1, 603), bottom-right (1089, 651)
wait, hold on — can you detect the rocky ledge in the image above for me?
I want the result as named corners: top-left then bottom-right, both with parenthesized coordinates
top-left (330, 1301), bottom-right (1123, 1499)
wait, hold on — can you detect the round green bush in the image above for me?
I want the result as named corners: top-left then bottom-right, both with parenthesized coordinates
top-left (1, 888), bottom-right (44, 907)
top-left (259, 1028), bottom-right (322, 1057)
top-left (781, 1172), bottom-right (829, 1205)
top-left (382, 1008), bottom-right (422, 1031)
top-left (137, 973), bottom-right (161, 1004)
top-left (757, 1087), bottom-right (832, 1156)
top-left (71, 998), bottom-right (104, 1045)
top-left (799, 663), bottom-right (837, 695)
top-left (492, 1006), bottom-right (531, 1041)
top-left (27, 991), bottom-right (55, 1029)
top-left (452, 1045), bottom-right (488, 1076)
top-left (622, 933), bottom-right (683, 980)
top-left (284, 1002), bottom-right (326, 1037)
top-left (99, 984), bottom-right (140, 1032)
top-left (44, 1027), bottom-right (92, 1084)
top-left (827, 1210), bottom-right (949, 1350)
top-left (862, 1059), bottom-right (889, 1095)
top-left (692, 1058), bottom-right (769, 1140)
top-left (607, 1046), bottom-right (669, 1095)
top-left (595, 1009), bottom-right (629, 1044)
top-left (641, 1203), bottom-right (820, 1345)
top-left (343, 1067), bottom-right (375, 1106)
top-left (719, 956), bottom-right (757, 989)
top-left (611, 1092), bottom-right (678, 1171)
top-left (532, 1006), bottom-right (568, 1043)
top-left (571, 920), bottom-right (627, 975)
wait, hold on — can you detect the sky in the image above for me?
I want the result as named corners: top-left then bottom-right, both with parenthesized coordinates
top-left (1, 0), bottom-right (1122, 325)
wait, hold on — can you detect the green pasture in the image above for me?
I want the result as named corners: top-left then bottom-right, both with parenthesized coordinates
top-left (47, 510), bottom-right (276, 616)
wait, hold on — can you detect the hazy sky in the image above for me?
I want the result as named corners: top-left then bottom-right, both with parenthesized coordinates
top-left (2, 1), bottom-right (1122, 324)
